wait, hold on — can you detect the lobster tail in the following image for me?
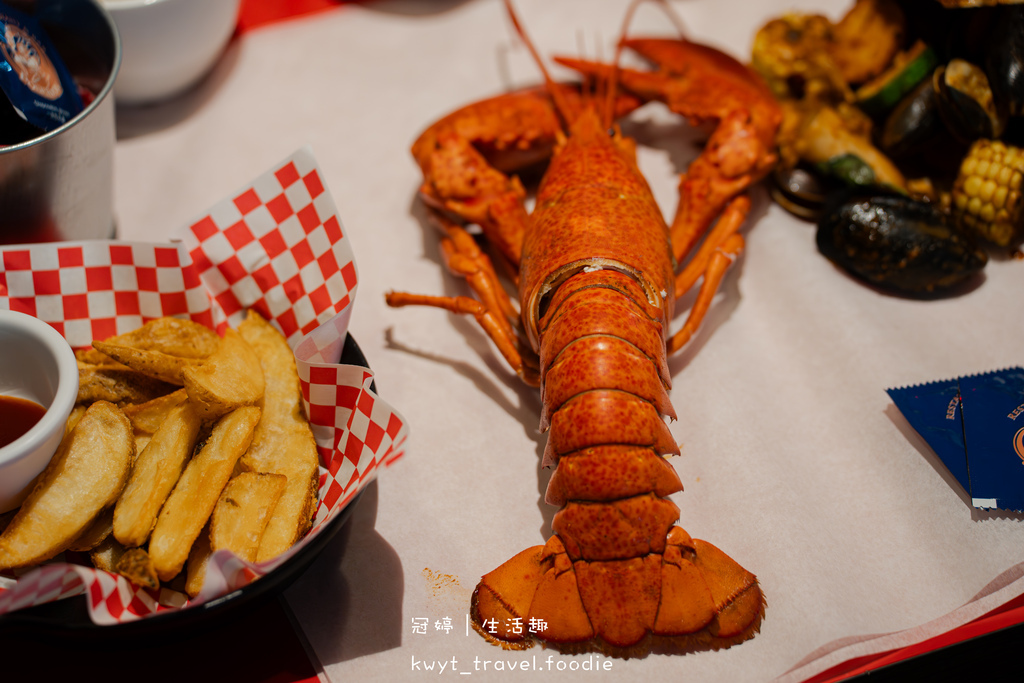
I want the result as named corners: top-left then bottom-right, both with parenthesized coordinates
top-left (539, 269), bottom-right (683, 561)
top-left (473, 266), bottom-right (763, 654)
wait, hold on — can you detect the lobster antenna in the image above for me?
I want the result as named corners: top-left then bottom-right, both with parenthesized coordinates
top-left (502, 0), bottom-right (576, 127)
top-left (618, 0), bottom-right (688, 45)
top-left (653, 0), bottom-right (688, 39)
top-left (603, 0), bottom-right (652, 127)
top-left (603, 0), bottom-right (688, 124)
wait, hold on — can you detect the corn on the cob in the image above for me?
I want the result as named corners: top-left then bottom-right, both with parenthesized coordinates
top-left (951, 139), bottom-right (1024, 247)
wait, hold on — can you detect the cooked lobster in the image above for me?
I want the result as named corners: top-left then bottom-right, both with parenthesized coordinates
top-left (386, 0), bottom-right (781, 657)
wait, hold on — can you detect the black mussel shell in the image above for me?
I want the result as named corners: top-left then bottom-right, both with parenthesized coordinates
top-left (771, 165), bottom-right (843, 221)
top-left (935, 61), bottom-right (1005, 143)
top-left (986, 4), bottom-right (1024, 120)
top-left (880, 75), bottom-right (948, 160)
top-left (817, 190), bottom-right (988, 295)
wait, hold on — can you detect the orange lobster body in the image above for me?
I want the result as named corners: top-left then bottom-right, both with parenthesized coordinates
top-left (387, 5), bottom-right (781, 658)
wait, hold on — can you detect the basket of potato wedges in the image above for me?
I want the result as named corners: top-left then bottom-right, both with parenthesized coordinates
top-left (0, 149), bottom-right (407, 629)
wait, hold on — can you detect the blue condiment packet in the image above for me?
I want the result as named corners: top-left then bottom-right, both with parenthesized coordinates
top-left (887, 379), bottom-right (969, 493)
top-left (958, 367), bottom-right (1024, 511)
top-left (0, 1), bottom-right (83, 134)
top-left (888, 367), bottom-right (1024, 513)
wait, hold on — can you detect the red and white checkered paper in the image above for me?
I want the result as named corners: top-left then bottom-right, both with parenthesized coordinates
top-left (0, 147), bottom-right (408, 624)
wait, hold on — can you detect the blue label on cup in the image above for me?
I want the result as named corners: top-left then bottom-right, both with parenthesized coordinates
top-left (0, 1), bottom-right (83, 134)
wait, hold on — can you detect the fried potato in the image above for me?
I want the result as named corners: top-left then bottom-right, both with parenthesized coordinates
top-left (148, 406), bottom-right (261, 581)
top-left (116, 547), bottom-right (159, 590)
top-left (105, 317), bottom-right (220, 359)
top-left (210, 472), bottom-right (287, 562)
top-left (113, 401), bottom-right (203, 548)
top-left (122, 389), bottom-right (188, 435)
top-left (0, 401), bottom-right (134, 570)
top-left (182, 329), bottom-right (265, 420)
top-left (185, 524), bottom-right (213, 598)
top-left (76, 347), bottom-right (127, 368)
top-left (136, 434), bottom-right (154, 458)
top-left (92, 341), bottom-right (197, 386)
top-left (238, 311), bottom-right (320, 561)
top-left (66, 507), bottom-right (114, 552)
top-left (67, 404), bottom-right (87, 433)
top-left (90, 534), bottom-right (127, 573)
top-left (78, 364), bottom-right (178, 404)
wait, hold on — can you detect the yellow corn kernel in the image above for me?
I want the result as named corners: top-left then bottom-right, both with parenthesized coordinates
top-left (951, 139), bottom-right (1024, 246)
top-left (963, 174), bottom-right (983, 197)
top-left (994, 186), bottom-right (1008, 209)
top-left (980, 179), bottom-right (996, 202)
top-left (997, 165), bottom-right (1013, 186)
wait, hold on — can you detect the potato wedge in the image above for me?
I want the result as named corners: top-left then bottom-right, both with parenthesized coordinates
top-left (66, 507), bottom-right (114, 552)
top-left (78, 364), bottom-right (178, 404)
top-left (106, 317), bottom-right (220, 359)
top-left (182, 329), bottom-right (265, 420)
top-left (237, 311), bottom-right (320, 561)
top-left (185, 524), bottom-right (213, 598)
top-left (210, 472), bottom-right (287, 562)
top-left (67, 404), bottom-right (87, 433)
top-left (76, 347), bottom-right (127, 368)
top-left (122, 389), bottom-right (189, 435)
top-left (116, 547), bottom-right (159, 590)
top-left (90, 534), bottom-right (127, 573)
top-left (0, 401), bottom-right (134, 570)
top-left (148, 406), bottom-right (261, 581)
top-left (113, 401), bottom-right (203, 548)
top-left (92, 341), bottom-right (197, 385)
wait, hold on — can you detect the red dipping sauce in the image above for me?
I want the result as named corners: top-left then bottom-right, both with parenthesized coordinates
top-left (0, 395), bottom-right (47, 449)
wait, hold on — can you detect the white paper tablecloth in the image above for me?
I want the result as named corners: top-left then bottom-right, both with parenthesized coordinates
top-left (111, 1), bottom-right (1024, 680)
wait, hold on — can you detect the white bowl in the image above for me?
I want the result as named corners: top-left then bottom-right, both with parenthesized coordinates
top-left (0, 310), bottom-right (79, 513)
top-left (102, 0), bottom-right (240, 106)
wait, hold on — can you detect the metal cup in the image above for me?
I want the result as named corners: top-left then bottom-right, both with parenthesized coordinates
top-left (0, 0), bottom-right (120, 243)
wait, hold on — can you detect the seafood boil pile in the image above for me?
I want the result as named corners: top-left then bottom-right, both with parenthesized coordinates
top-left (387, 0), bottom-right (780, 658)
top-left (753, 0), bottom-right (1024, 295)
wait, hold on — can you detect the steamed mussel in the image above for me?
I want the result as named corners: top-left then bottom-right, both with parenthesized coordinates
top-left (880, 57), bottom-right (1004, 165)
top-left (752, 0), bottom-right (1024, 296)
top-left (817, 190), bottom-right (988, 295)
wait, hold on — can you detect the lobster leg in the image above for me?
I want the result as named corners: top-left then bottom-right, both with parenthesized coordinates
top-left (431, 212), bottom-right (520, 335)
top-left (667, 195), bottom-right (748, 354)
top-left (385, 290), bottom-right (539, 387)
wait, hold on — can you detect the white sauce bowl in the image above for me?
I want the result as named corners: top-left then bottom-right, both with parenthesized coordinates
top-left (0, 310), bottom-right (79, 513)
top-left (102, 0), bottom-right (240, 105)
